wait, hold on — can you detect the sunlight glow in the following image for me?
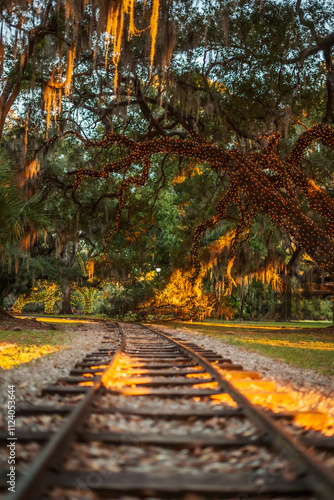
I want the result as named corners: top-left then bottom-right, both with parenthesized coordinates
top-left (0, 343), bottom-right (62, 369)
top-left (98, 345), bottom-right (334, 436)
top-left (209, 394), bottom-right (238, 406)
top-left (240, 338), bottom-right (334, 351)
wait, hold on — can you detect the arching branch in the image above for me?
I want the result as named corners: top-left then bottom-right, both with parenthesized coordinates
top-left (61, 124), bottom-right (334, 278)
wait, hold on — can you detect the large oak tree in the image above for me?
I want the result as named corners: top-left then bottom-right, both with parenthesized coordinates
top-left (1, 0), bottom-right (334, 317)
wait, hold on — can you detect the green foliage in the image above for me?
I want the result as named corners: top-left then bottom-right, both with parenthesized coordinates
top-left (237, 280), bottom-right (275, 320)
top-left (96, 280), bottom-right (157, 319)
top-left (1, 0), bottom-right (334, 321)
top-left (0, 154), bottom-right (48, 249)
top-left (292, 297), bottom-right (332, 321)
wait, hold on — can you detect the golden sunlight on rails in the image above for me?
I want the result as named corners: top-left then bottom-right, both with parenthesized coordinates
top-left (98, 344), bottom-right (334, 436)
top-left (216, 368), bottom-right (334, 435)
top-left (185, 373), bottom-right (212, 379)
top-left (230, 379), bottom-right (276, 391)
top-left (185, 362), bottom-right (334, 434)
top-left (113, 376), bottom-right (156, 384)
top-left (293, 411), bottom-right (332, 431)
top-left (102, 354), bottom-right (144, 389)
top-left (219, 370), bottom-right (260, 380)
top-left (237, 389), bottom-right (295, 406)
top-left (116, 368), bottom-right (150, 375)
top-left (112, 387), bottom-right (152, 395)
top-left (192, 382), bottom-right (219, 389)
top-left (208, 394), bottom-right (238, 406)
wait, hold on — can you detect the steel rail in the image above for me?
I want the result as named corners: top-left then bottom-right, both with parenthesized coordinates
top-left (6, 323), bottom-right (125, 500)
top-left (146, 324), bottom-right (334, 500)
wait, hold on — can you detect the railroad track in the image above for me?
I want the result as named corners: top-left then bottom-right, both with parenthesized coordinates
top-left (1, 321), bottom-right (334, 499)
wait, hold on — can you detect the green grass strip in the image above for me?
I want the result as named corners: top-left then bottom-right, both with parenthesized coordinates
top-left (160, 321), bottom-right (334, 376)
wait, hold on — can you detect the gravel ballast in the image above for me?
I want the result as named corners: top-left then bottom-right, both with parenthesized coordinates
top-left (151, 324), bottom-right (334, 419)
top-left (0, 322), bottom-right (107, 410)
top-left (1, 320), bottom-right (334, 420)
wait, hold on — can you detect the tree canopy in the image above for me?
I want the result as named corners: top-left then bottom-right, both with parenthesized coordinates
top-left (1, 0), bottom-right (334, 319)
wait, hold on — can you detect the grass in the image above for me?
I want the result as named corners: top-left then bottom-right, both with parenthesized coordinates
top-left (158, 320), bottom-right (334, 376)
top-left (178, 319), bottom-right (332, 329)
top-left (0, 327), bottom-right (73, 370)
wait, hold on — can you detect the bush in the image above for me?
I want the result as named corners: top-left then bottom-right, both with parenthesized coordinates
top-left (292, 297), bottom-right (332, 320)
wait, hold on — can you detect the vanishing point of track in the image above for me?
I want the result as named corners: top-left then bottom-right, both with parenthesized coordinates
top-left (2, 321), bottom-right (334, 500)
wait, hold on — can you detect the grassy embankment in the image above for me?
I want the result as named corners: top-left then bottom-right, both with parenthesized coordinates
top-left (0, 318), bottom-right (91, 370)
top-left (159, 320), bottom-right (334, 376)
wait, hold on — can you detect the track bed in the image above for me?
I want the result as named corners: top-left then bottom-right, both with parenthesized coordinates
top-left (1, 322), bottom-right (334, 500)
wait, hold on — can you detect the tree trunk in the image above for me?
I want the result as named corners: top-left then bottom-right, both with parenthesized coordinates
top-left (281, 246), bottom-right (302, 322)
top-left (0, 305), bottom-right (14, 321)
top-left (239, 287), bottom-right (245, 322)
top-left (287, 276), bottom-right (292, 321)
top-left (61, 285), bottom-right (72, 314)
top-left (282, 275), bottom-right (292, 322)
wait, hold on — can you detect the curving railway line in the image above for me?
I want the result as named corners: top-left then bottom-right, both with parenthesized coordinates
top-left (1, 321), bottom-right (334, 500)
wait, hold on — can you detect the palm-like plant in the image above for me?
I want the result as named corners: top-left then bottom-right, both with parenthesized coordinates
top-left (0, 154), bottom-right (49, 318)
top-left (0, 155), bottom-right (48, 247)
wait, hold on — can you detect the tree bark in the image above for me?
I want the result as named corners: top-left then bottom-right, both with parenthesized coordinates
top-left (282, 275), bottom-right (292, 322)
top-left (239, 286), bottom-right (245, 322)
top-left (281, 246), bottom-right (302, 322)
top-left (60, 285), bottom-right (72, 314)
top-left (0, 306), bottom-right (14, 321)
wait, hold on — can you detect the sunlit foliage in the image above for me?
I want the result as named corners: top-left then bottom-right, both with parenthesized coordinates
top-left (139, 268), bottom-right (234, 320)
top-left (12, 280), bottom-right (62, 314)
